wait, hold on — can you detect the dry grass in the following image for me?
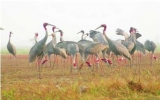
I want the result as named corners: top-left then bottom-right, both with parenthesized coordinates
top-left (1, 53), bottom-right (160, 100)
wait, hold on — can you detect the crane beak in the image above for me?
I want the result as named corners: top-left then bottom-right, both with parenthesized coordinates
top-left (77, 31), bottom-right (81, 34)
top-left (95, 26), bottom-right (101, 30)
top-left (77, 30), bottom-right (84, 34)
top-left (48, 24), bottom-right (55, 26)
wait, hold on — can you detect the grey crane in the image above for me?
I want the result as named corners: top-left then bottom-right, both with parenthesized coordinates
top-left (144, 39), bottom-right (157, 65)
top-left (28, 33), bottom-right (39, 67)
top-left (89, 30), bottom-right (112, 66)
top-left (116, 28), bottom-right (144, 54)
top-left (77, 30), bottom-right (93, 60)
top-left (116, 28), bottom-right (138, 55)
top-left (7, 32), bottom-right (17, 66)
top-left (136, 41), bottom-right (145, 55)
top-left (55, 30), bottom-right (79, 73)
top-left (46, 26), bottom-right (67, 68)
top-left (116, 28), bottom-right (145, 62)
top-left (77, 30), bottom-right (107, 72)
top-left (28, 23), bottom-right (54, 78)
top-left (95, 24), bottom-right (132, 67)
top-left (34, 33), bottom-right (38, 43)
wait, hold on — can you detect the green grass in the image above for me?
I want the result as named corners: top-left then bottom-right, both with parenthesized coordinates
top-left (1, 43), bottom-right (160, 55)
top-left (1, 52), bottom-right (160, 100)
top-left (1, 48), bottom-right (30, 54)
top-left (156, 44), bottom-right (160, 52)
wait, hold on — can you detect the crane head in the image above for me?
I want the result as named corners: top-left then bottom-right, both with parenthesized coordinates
top-left (129, 27), bottom-right (137, 34)
top-left (84, 33), bottom-right (89, 36)
top-left (43, 23), bottom-right (55, 30)
top-left (52, 26), bottom-right (59, 32)
top-left (35, 33), bottom-right (38, 37)
top-left (9, 32), bottom-right (13, 37)
top-left (95, 24), bottom-right (107, 32)
top-left (54, 30), bottom-right (63, 36)
top-left (77, 30), bottom-right (84, 34)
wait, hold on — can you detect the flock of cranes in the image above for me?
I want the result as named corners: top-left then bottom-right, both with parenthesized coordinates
top-left (1, 23), bottom-right (158, 78)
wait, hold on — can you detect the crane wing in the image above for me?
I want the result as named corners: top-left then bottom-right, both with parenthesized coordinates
top-left (86, 43), bottom-right (107, 54)
top-left (136, 40), bottom-right (145, 55)
top-left (114, 42), bottom-right (132, 60)
top-left (116, 28), bottom-right (130, 39)
top-left (135, 33), bottom-right (142, 39)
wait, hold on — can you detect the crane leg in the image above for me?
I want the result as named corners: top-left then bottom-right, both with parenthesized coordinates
top-left (36, 57), bottom-right (42, 79)
top-left (95, 55), bottom-right (100, 72)
top-left (49, 57), bottom-right (52, 69)
top-left (112, 54), bottom-right (115, 67)
top-left (130, 59), bottom-right (133, 68)
top-left (9, 53), bottom-right (12, 66)
top-left (57, 55), bottom-right (59, 68)
top-left (150, 53), bottom-right (153, 66)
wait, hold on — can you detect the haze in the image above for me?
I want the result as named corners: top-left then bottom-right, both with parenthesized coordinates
top-left (1, 0), bottom-right (160, 49)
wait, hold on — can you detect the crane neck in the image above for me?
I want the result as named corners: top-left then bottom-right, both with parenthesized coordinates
top-left (51, 33), bottom-right (57, 47)
top-left (60, 37), bottom-right (64, 42)
top-left (103, 31), bottom-right (112, 42)
top-left (103, 29), bottom-right (106, 33)
top-left (8, 37), bottom-right (11, 43)
top-left (60, 32), bottom-right (64, 42)
top-left (81, 33), bottom-right (84, 40)
top-left (84, 35), bottom-right (88, 40)
top-left (42, 30), bottom-right (48, 44)
top-left (34, 37), bottom-right (38, 43)
top-left (8, 34), bottom-right (11, 42)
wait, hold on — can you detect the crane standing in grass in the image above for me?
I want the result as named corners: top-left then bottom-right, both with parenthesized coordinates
top-left (144, 40), bottom-right (157, 66)
top-left (95, 24), bottom-right (132, 67)
top-left (116, 28), bottom-right (137, 56)
top-left (7, 32), bottom-right (17, 66)
top-left (29, 33), bottom-right (39, 67)
top-left (116, 28), bottom-right (145, 64)
top-left (55, 30), bottom-right (79, 74)
top-left (28, 23), bottom-right (55, 79)
top-left (46, 26), bottom-right (67, 68)
top-left (89, 30), bottom-right (112, 66)
top-left (77, 30), bottom-right (107, 72)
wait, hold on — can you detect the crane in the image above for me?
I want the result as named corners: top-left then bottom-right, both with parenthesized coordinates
top-left (89, 30), bottom-right (112, 65)
top-left (116, 28), bottom-right (143, 54)
top-left (46, 26), bottom-right (67, 68)
top-left (116, 28), bottom-right (145, 63)
top-left (77, 30), bottom-right (107, 72)
top-left (28, 23), bottom-right (54, 78)
top-left (95, 24), bottom-right (132, 67)
top-left (144, 39), bottom-right (157, 65)
top-left (116, 28), bottom-right (137, 55)
top-left (7, 32), bottom-right (17, 66)
top-left (34, 33), bottom-right (38, 43)
top-left (55, 30), bottom-right (79, 74)
top-left (29, 33), bottom-right (39, 67)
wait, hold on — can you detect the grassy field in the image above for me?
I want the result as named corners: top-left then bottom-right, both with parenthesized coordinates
top-left (1, 51), bottom-right (160, 100)
top-left (1, 43), bottom-right (160, 55)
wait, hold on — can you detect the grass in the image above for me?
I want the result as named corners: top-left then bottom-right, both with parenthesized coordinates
top-left (1, 53), bottom-right (160, 100)
top-left (1, 48), bottom-right (30, 55)
top-left (1, 43), bottom-right (160, 55)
